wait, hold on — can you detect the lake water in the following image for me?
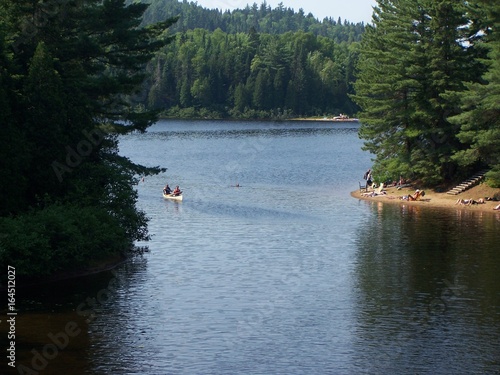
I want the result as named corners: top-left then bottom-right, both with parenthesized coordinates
top-left (3, 120), bottom-right (500, 374)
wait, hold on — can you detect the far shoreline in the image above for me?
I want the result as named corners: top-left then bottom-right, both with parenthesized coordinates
top-left (1, 253), bottom-right (129, 291)
top-left (157, 116), bottom-right (360, 123)
top-left (351, 183), bottom-right (500, 215)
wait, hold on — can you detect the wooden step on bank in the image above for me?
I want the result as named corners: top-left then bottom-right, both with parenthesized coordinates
top-left (446, 170), bottom-right (489, 195)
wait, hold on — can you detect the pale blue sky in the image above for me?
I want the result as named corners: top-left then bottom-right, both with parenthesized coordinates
top-left (194, 0), bottom-right (377, 24)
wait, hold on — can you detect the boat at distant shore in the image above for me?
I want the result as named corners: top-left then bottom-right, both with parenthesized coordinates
top-left (289, 116), bottom-right (359, 122)
top-left (301, 115), bottom-right (359, 122)
top-left (331, 114), bottom-right (359, 122)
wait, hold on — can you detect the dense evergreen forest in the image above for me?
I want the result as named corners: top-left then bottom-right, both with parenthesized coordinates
top-left (137, 0), bottom-right (366, 119)
top-left (0, 0), bottom-right (176, 278)
top-left (140, 0), bottom-right (366, 41)
top-left (353, 0), bottom-right (500, 187)
top-left (144, 28), bottom-right (360, 118)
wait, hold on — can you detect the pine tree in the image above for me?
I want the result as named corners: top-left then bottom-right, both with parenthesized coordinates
top-left (353, 0), bottom-right (486, 185)
top-left (449, 0), bottom-right (500, 187)
top-left (0, 0), bottom-right (177, 277)
top-left (23, 42), bottom-right (69, 201)
top-left (0, 30), bottom-right (30, 215)
top-left (253, 69), bottom-right (272, 109)
top-left (233, 82), bottom-right (249, 112)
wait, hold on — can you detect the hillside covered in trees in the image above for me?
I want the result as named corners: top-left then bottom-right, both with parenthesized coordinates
top-left (353, 0), bottom-right (500, 187)
top-left (140, 0), bottom-right (366, 42)
top-left (0, 0), bottom-right (175, 278)
top-left (136, 0), bottom-right (365, 118)
top-left (145, 28), bottom-right (359, 118)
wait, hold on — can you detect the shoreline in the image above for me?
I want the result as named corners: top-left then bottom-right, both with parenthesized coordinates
top-left (351, 183), bottom-right (500, 215)
top-left (1, 253), bottom-right (128, 291)
top-left (290, 117), bottom-right (359, 122)
top-left (157, 116), bottom-right (360, 123)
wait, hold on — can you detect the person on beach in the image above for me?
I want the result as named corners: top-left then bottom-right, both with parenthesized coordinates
top-left (494, 203), bottom-right (500, 210)
top-left (400, 189), bottom-right (424, 201)
top-left (455, 198), bottom-right (485, 205)
top-left (408, 189), bottom-right (424, 201)
top-left (361, 190), bottom-right (387, 197)
top-left (364, 169), bottom-right (372, 187)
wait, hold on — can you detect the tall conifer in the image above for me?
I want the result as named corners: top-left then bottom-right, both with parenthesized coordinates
top-left (0, 0), bottom-right (176, 276)
top-left (353, 0), bottom-right (486, 185)
top-left (449, 0), bottom-right (500, 186)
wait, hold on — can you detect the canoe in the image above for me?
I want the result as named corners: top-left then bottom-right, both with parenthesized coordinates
top-left (163, 193), bottom-right (183, 201)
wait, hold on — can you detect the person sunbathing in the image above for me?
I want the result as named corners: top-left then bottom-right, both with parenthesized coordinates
top-left (494, 203), bottom-right (500, 210)
top-left (408, 189), bottom-right (424, 201)
top-left (400, 189), bottom-right (425, 201)
top-left (361, 190), bottom-right (387, 197)
top-left (455, 198), bottom-right (485, 206)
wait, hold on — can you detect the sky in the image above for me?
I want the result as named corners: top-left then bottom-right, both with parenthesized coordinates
top-left (193, 0), bottom-right (377, 24)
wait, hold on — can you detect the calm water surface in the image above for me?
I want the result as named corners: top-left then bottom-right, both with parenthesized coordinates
top-left (3, 120), bottom-right (500, 374)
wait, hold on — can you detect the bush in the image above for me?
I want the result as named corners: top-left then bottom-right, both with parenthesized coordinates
top-left (485, 168), bottom-right (500, 188)
top-left (0, 204), bottom-right (129, 277)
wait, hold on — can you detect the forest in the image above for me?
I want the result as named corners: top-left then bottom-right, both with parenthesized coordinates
top-left (144, 28), bottom-right (360, 118)
top-left (353, 0), bottom-right (500, 187)
top-left (138, 0), bottom-right (366, 119)
top-left (140, 0), bottom-right (366, 41)
top-left (0, 0), bottom-right (499, 280)
top-left (0, 0), bottom-right (175, 278)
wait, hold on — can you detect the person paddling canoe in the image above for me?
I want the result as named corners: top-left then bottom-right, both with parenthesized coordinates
top-left (172, 185), bottom-right (182, 196)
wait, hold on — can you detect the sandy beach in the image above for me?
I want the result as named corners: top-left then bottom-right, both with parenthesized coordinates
top-left (351, 182), bottom-right (500, 215)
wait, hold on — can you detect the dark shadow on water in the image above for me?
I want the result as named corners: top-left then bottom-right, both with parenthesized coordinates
top-left (351, 202), bottom-right (500, 374)
top-left (0, 257), bottom-right (148, 375)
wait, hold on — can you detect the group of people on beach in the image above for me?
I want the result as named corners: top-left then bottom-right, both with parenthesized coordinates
top-left (363, 169), bottom-right (409, 190)
top-left (455, 198), bottom-right (500, 210)
top-left (361, 167), bottom-right (500, 210)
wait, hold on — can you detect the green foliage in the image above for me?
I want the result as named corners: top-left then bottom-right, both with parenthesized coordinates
top-left (146, 29), bottom-right (359, 118)
top-left (140, 0), bottom-right (366, 42)
top-left (449, 0), bottom-right (500, 187)
top-left (132, 0), bottom-right (367, 118)
top-left (23, 42), bottom-right (70, 202)
top-left (353, 0), bottom-right (488, 186)
top-left (0, 31), bottom-right (30, 215)
top-left (0, 0), bottom-right (174, 277)
top-left (0, 205), bottom-right (130, 276)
